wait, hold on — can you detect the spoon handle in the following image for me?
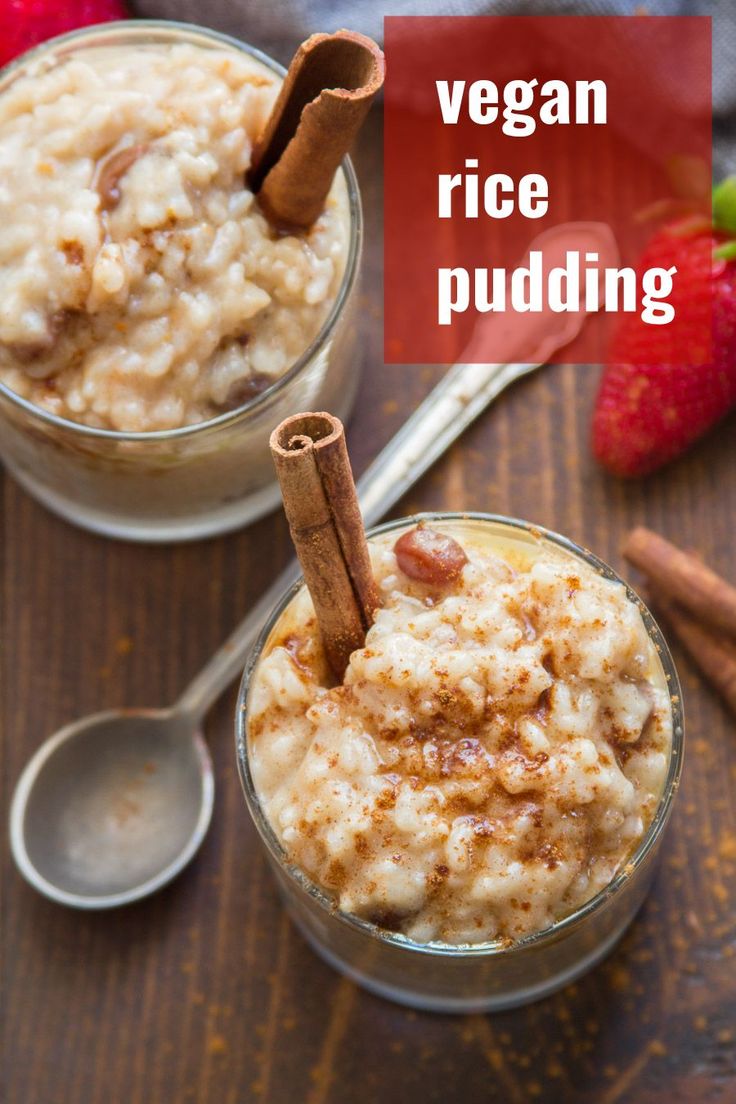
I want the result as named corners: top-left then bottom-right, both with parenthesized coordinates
top-left (174, 360), bottom-right (541, 723)
top-left (355, 361), bottom-right (540, 525)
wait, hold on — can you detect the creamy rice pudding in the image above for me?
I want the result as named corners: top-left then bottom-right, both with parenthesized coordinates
top-left (248, 520), bottom-right (673, 945)
top-left (0, 42), bottom-right (349, 432)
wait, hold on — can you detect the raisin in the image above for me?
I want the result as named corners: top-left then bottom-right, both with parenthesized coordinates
top-left (220, 371), bottom-right (272, 411)
top-left (394, 526), bottom-right (468, 586)
top-left (96, 144), bottom-right (148, 211)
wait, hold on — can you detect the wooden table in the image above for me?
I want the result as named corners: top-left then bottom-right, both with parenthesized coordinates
top-left (4, 108), bottom-right (735, 1104)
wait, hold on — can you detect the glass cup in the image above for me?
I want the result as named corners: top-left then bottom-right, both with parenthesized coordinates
top-left (236, 513), bottom-right (684, 1013)
top-left (0, 22), bottom-right (362, 542)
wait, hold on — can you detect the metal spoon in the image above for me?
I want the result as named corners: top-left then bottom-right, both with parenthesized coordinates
top-left (10, 230), bottom-right (611, 907)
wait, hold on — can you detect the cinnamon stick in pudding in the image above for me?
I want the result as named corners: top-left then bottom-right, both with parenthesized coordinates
top-left (646, 591), bottom-right (736, 717)
top-left (624, 527), bottom-right (736, 639)
top-left (270, 412), bottom-right (379, 678)
top-left (249, 30), bottom-right (385, 230)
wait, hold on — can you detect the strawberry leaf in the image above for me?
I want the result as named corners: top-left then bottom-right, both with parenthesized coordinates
top-left (713, 177), bottom-right (736, 235)
top-left (714, 240), bottom-right (736, 261)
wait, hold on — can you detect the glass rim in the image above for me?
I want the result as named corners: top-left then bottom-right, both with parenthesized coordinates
top-left (236, 511), bottom-right (685, 960)
top-left (0, 19), bottom-right (362, 443)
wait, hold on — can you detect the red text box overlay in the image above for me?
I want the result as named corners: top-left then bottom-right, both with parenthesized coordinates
top-left (384, 16), bottom-right (712, 365)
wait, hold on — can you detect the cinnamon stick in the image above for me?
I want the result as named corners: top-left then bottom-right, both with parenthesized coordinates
top-left (623, 527), bottom-right (736, 639)
top-left (647, 591), bottom-right (736, 717)
top-left (249, 30), bottom-right (385, 230)
top-left (269, 412), bottom-right (379, 678)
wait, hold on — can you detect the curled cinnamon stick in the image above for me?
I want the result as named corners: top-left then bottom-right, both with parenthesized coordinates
top-left (249, 30), bottom-right (385, 230)
top-left (647, 591), bottom-right (736, 717)
top-left (623, 527), bottom-right (736, 639)
top-left (270, 412), bottom-right (379, 678)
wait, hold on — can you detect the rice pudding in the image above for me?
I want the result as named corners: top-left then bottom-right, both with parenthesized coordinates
top-left (247, 519), bottom-right (673, 945)
top-left (0, 41), bottom-right (349, 432)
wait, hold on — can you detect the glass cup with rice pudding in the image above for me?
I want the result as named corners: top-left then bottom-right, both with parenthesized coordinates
top-left (0, 22), bottom-right (362, 540)
top-left (238, 513), bottom-right (683, 1012)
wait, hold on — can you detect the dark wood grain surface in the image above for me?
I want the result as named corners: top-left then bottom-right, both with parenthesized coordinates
top-left (3, 107), bottom-right (735, 1104)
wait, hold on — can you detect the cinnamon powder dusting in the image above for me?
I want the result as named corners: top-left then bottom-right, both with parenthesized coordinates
top-left (249, 523), bottom-right (673, 944)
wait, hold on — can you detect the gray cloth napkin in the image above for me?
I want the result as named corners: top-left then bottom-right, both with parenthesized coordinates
top-left (134, 0), bottom-right (734, 175)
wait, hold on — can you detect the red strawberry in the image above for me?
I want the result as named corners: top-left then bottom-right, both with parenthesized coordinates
top-left (0, 0), bottom-right (128, 69)
top-left (592, 186), bottom-right (736, 478)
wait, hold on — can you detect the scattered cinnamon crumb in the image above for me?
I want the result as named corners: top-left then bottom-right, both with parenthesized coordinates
top-left (608, 965), bottom-right (631, 992)
top-left (206, 1034), bottom-right (228, 1056)
top-left (718, 831), bottom-right (736, 861)
top-left (61, 241), bottom-right (84, 265)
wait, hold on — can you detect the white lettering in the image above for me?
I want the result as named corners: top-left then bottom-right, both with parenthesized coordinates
top-left (436, 80), bottom-right (466, 124)
top-left (438, 268), bottom-right (470, 324)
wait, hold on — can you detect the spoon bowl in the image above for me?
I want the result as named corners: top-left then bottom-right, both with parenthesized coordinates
top-left (10, 710), bottom-right (214, 908)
